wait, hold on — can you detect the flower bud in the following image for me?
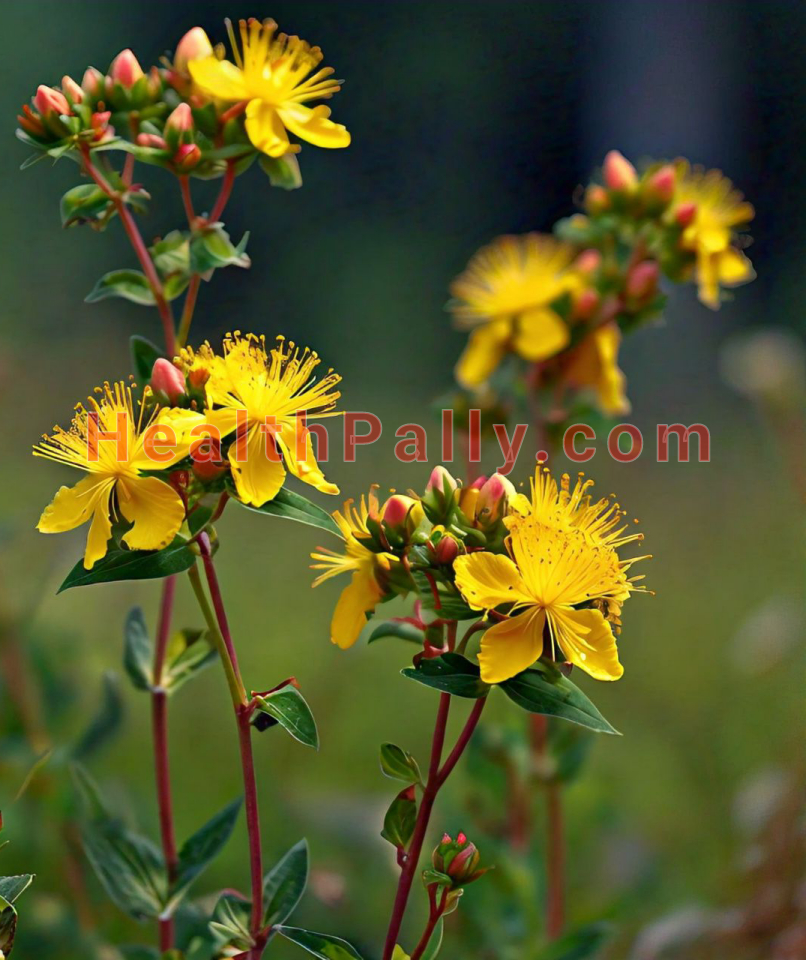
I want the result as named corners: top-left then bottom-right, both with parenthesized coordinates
top-left (603, 150), bottom-right (638, 192)
top-left (431, 832), bottom-right (486, 887)
top-left (645, 164), bottom-right (675, 205)
top-left (675, 201), bottom-right (697, 228)
top-left (626, 260), bottom-right (660, 303)
top-left (475, 473), bottom-right (516, 526)
top-left (90, 111), bottom-right (114, 142)
top-left (150, 358), bottom-right (186, 404)
top-left (166, 102), bottom-right (193, 134)
top-left (573, 287), bottom-right (600, 321)
top-left (426, 465), bottom-right (458, 496)
top-left (34, 85), bottom-right (70, 117)
top-left (381, 494), bottom-right (423, 540)
top-left (188, 366), bottom-right (210, 389)
top-left (174, 27), bottom-right (214, 73)
top-left (61, 75), bottom-right (84, 105)
top-left (109, 49), bottom-right (144, 88)
top-left (82, 67), bottom-right (104, 97)
top-left (575, 249), bottom-right (601, 275)
top-left (584, 184), bottom-right (610, 214)
top-left (172, 142), bottom-right (202, 172)
top-left (433, 534), bottom-right (460, 565)
top-left (17, 104), bottom-right (45, 137)
top-left (192, 443), bottom-right (227, 483)
top-left (422, 465), bottom-right (459, 522)
top-left (136, 132), bottom-right (167, 149)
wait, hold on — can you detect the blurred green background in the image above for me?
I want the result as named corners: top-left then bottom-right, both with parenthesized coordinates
top-left (1, 1), bottom-right (804, 958)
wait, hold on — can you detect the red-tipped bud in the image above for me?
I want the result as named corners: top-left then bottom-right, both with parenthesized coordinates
top-left (34, 85), bottom-right (70, 117)
top-left (61, 76), bottom-right (84, 105)
top-left (109, 49), bottom-right (144, 88)
top-left (475, 473), bottom-right (516, 525)
top-left (82, 67), bottom-right (104, 97)
top-left (17, 104), bottom-right (45, 137)
top-left (584, 184), bottom-right (610, 214)
top-left (574, 287), bottom-right (600, 321)
top-left (382, 495), bottom-right (414, 529)
top-left (136, 132), bottom-right (167, 149)
top-left (469, 475), bottom-right (487, 490)
top-left (90, 110), bottom-right (114, 142)
top-left (433, 535), bottom-right (460, 565)
top-left (575, 249), bottom-right (601, 275)
top-left (174, 27), bottom-right (214, 73)
top-left (646, 164), bottom-right (675, 204)
top-left (457, 832), bottom-right (467, 845)
top-left (150, 358), bottom-right (186, 404)
top-left (441, 833), bottom-right (452, 844)
top-left (603, 150), bottom-right (638, 192)
top-left (426, 465), bottom-right (458, 495)
top-left (172, 142), bottom-right (201, 172)
top-left (192, 444), bottom-right (227, 483)
top-left (626, 260), bottom-right (660, 302)
top-left (166, 102), bottom-right (193, 134)
top-left (675, 201), bottom-right (697, 228)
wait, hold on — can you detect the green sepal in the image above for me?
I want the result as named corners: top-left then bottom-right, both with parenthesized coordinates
top-left (60, 183), bottom-right (113, 228)
top-left (253, 686), bottom-right (319, 749)
top-left (421, 868), bottom-right (452, 888)
top-left (262, 838), bottom-right (309, 927)
top-left (381, 787), bottom-right (417, 849)
top-left (230, 484), bottom-right (341, 538)
top-left (402, 653), bottom-right (490, 699)
top-left (259, 154), bottom-right (302, 190)
top-left (367, 621), bottom-right (423, 645)
top-left (274, 926), bottom-right (364, 960)
top-left (189, 224), bottom-right (250, 274)
top-left (380, 743), bottom-right (422, 786)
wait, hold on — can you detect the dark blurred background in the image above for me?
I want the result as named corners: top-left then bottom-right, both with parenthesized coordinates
top-left (1, 1), bottom-right (804, 958)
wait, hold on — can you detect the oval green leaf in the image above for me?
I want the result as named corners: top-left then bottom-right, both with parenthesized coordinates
top-left (380, 743), bottom-right (422, 785)
top-left (274, 926), bottom-right (365, 960)
top-left (262, 838), bottom-right (309, 927)
top-left (86, 269), bottom-right (156, 306)
top-left (401, 653), bottom-right (490, 700)
top-left (254, 686), bottom-right (319, 749)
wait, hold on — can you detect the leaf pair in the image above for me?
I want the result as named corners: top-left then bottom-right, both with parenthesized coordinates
top-left (124, 608), bottom-right (217, 696)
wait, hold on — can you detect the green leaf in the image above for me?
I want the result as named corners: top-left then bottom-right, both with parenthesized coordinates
top-left (367, 621), bottom-right (423, 645)
top-left (71, 672), bottom-right (124, 759)
top-left (380, 743), bottom-right (422, 785)
top-left (381, 787), bottom-right (417, 849)
top-left (253, 686), bottom-right (318, 749)
top-left (124, 607), bottom-right (153, 691)
top-left (262, 838), bottom-right (309, 927)
top-left (402, 653), bottom-right (490, 700)
top-left (163, 628), bottom-right (218, 694)
top-left (209, 893), bottom-right (253, 952)
top-left (274, 926), bottom-right (364, 960)
top-left (86, 269), bottom-right (156, 306)
top-left (0, 896), bottom-right (17, 955)
top-left (150, 230), bottom-right (190, 277)
top-left (189, 224), bottom-right (250, 274)
top-left (60, 183), bottom-right (113, 227)
top-left (499, 664), bottom-right (619, 735)
top-left (168, 798), bottom-right (242, 911)
top-left (420, 918), bottom-right (444, 960)
top-left (0, 876), bottom-right (33, 905)
top-left (130, 335), bottom-right (163, 383)
top-left (71, 763), bottom-right (112, 820)
top-left (231, 484), bottom-right (341, 538)
top-left (259, 154), bottom-right (302, 190)
top-left (534, 921), bottom-right (612, 960)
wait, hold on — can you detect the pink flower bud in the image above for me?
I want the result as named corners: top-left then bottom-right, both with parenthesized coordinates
top-left (174, 27), bottom-right (214, 72)
top-left (646, 164), bottom-right (675, 204)
top-left (573, 288), bottom-right (600, 321)
top-left (150, 358), bottom-right (186, 403)
top-left (34, 85), bottom-right (70, 117)
top-left (426, 465), bottom-right (458, 495)
top-left (469, 475), bottom-right (487, 490)
top-left (109, 49), bottom-right (144, 88)
top-left (476, 473), bottom-right (516, 524)
top-left (61, 76), bottom-right (84, 105)
top-left (166, 102), bottom-right (193, 134)
top-left (381, 494), bottom-right (413, 529)
top-left (434, 535), bottom-right (459, 565)
top-left (575, 249), bottom-right (601, 275)
top-left (18, 105), bottom-right (45, 137)
top-left (585, 184), bottom-right (610, 214)
top-left (82, 67), bottom-right (104, 97)
top-left (136, 132), bottom-right (167, 149)
top-left (172, 142), bottom-right (201, 171)
top-left (603, 150), bottom-right (638, 191)
top-left (441, 833), bottom-right (452, 844)
top-left (626, 260), bottom-right (660, 301)
top-left (457, 832), bottom-right (467, 845)
top-left (90, 111), bottom-right (113, 142)
top-left (675, 201), bottom-right (697, 228)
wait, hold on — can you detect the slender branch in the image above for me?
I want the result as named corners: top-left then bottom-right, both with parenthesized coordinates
top-left (176, 275), bottom-right (201, 350)
top-left (179, 175), bottom-right (195, 223)
top-left (210, 161), bottom-right (236, 223)
top-left (437, 696), bottom-right (485, 787)
top-left (409, 887), bottom-right (447, 960)
top-left (546, 781), bottom-right (565, 939)
top-left (151, 575), bottom-right (178, 951)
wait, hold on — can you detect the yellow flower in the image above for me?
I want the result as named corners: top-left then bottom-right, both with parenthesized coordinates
top-left (188, 17), bottom-right (350, 157)
top-left (451, 234), bottom-right (579, 389)
top-left (311, 490), bottom-right (394, 648)
top-left (673, 161), bottom-right (755, 309)
top-left (178, 333), bottom-right (341, 507)
top-left (563, 322), bottom-right (630, 415)
top-left (454, 468), bottom-right (648, 684)
top-left (34, 383), bottom-right (192, 569)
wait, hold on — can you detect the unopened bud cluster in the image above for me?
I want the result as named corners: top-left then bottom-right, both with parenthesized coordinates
top-left (428, 832), bottom-right (487, 891)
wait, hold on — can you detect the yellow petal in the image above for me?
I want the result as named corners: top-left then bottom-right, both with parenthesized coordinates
top-left (37, 474), bottom-right (112, 534)
top-left (245, 100), bottom-right (292, 157)
top-left (455, 319), bottom-right (510, 389)
top-left (718, 247), bottom-right (755, 286)
top-left (513, 307), bottom-right (570, 362)
top-left (228, 423), bottom-right (286, 507)
top-left (129, 409), bottom-right (210, 471)
top-left (548, 607), bottom-right (623, 681)
top-left (276, 420), bottom-right (339, 495)
top-left (564, 324), bottom-right (630, 415)
top-left (478, 608), bottom-right (546, 683)
top-left (696, 251), bottom-right (721, 309)
top-left (331, 568), bottom-right (381, 649)
top-left (454, 552), bottom-right (533, 611)
top-left (277, 103), bottom-right (351, 150)
top-left (117, 475), bottom-right (186, 553)
top-left (188, 56), bottom-right (249, 101)
top-left (85, 495), bottom-right (114, 569)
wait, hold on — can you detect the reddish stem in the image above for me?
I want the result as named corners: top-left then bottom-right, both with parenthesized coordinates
top-left (546, 781), bottom-right (565, 939)
top-left (410, 888), bottom-right (447, 960)
top-left (198, 533), bottom-right (244, 687)
top-left (210, 161), bottom-right (236, 223)
top-left (177, 274), bottom-right (201, 349)
top-left (151, 575), bottom-right (178, 950)
top-left (179, 175), bottom-right (196, 223)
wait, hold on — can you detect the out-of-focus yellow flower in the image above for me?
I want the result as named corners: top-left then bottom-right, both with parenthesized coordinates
top-left (564, 323), bottom-right (630, 415)
top-left (34, 383), bottom-right (191, 569)
top-left (673, 161), bottom-right (755, 309)
top-left (454, 468), bottom-right (648, 683)
top-left (188, 17), bottom-right (350, 157)
top-left (311, 490), bottom-right (394, 648)
top-left (178, 333), bottom-right (341, 507)
top-left (450, 234), bottom-right (579, 389)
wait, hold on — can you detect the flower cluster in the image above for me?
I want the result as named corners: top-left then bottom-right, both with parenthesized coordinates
top-left (450, 150), bottom-right (755, 418)
top-left (35, 333), bottom-right (341, 568)
top-left (17, 17), bottom-right (350, 182)
top-left (312, 464), bottom-right (649, 685)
